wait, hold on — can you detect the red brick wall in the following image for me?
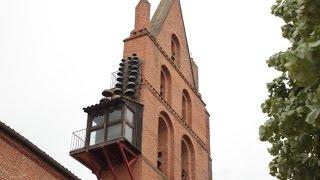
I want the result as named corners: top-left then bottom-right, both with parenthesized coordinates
top-left (0, 134), bottom-right (68, 180)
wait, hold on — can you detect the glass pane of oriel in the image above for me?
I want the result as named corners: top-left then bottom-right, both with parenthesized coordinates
top-left (89, 129), bottom-right (104, 146)
top-left (92, 115), bottom-right (105, 127)
top-left (107, 123), bottom-right (122, 141)
top-left (125, 124), bottom-right (133, 143)
top-left (126, 107), bottom-right (134, 124)
top-left (108, 108), bottom-right (122, 124)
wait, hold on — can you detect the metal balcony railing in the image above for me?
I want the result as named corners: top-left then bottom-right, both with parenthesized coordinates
top-left (70, 129), bottom-right (86, 151)
top-left (110, 71), bottom-right (118, 88)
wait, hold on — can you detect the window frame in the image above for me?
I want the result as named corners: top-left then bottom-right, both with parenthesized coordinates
top-left (86, 111), bottom-right (106, 146)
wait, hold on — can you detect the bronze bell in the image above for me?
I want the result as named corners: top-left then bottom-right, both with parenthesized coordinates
top-left (133, 57), bottom-right (139, 60)
top-left (113, 94), bottom-right (122, 99)
top-left (119, 67), bottom-right (124, 71)
top-left (132, 59), bottom-right (139, 65)
top-left (100, 97), bottom-right (110, 103)
top-left (115, 82), bottom-right (123, 88)
top-left (127, 57), bottom-right (132, 60)
top-left (114, 88), bottom-right (123, 95)
top-left (130, 70), bottom-right (138, 76)
top-left (117, 76), bottom-right (123, 82)
top-left (119, 62), bottom-right (125, 67)
top-left (124, 89), bottom-right (135, 96)
top-left (102, 89), bottom-right (113, 97)
top-left (128, 76), bottom-right (137, 82)
top-left (132, 53), bottom-right (137, 56)
top-left (132, 65), bottom-right (139, 70)
top-left (117, 71), bottom-right (124, 76)
top-left (127, 82), bottom-right (136, 88)
top-left (121, 59), bottom-right (126, 62)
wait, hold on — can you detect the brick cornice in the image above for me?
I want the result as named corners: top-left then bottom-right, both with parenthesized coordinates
top-left (141, 78), bottom-right (210, 154)
top-left (124, 29), bottom-right (207, 107)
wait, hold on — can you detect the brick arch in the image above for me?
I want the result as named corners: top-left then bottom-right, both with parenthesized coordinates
top-left (160, 65), bottom-right (172, 104)
top-left (171, 33), bottom-right (181, 67)
top-left (182, 89), bottom-right (192, 127)
top-left (181, 134), bottom-right (195, 180)
top-left (157, 111), bottom-right (175, 179)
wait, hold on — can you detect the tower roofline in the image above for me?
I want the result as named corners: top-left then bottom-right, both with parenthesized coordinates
top-left (150, 0), bottom-right (174, 36)
top-left (149, 0), bottom-right (198, 90)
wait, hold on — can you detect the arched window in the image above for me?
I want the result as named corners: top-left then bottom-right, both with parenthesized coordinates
top-left (157, 112), bottom-right (174, 179)
top-left (171, 34), bottom-right (180, 67)
top-left (181, 135), bottom-right (195, 180)
top-left (160, 65), bottom-right (172, 104)
top-left (182, 90), bottom-right (192, 126)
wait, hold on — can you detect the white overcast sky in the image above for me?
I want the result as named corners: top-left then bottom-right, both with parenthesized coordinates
top-left (0, 0), bottom-right (289, 179)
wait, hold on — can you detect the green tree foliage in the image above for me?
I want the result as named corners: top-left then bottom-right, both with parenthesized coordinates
top-left (259, 0), bottom-right (320, 179)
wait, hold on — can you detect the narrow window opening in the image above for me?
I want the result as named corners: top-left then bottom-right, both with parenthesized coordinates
top-left (182, 90), bottom-right (192, 126)
top-left (171, 34), bottom-right (180, 67)
top-left (157, 119), bottom-right (168, 174)
top-left (182, 96), bottom-right (187, 121)
top-left (181, 140), bottom-right (189, 180)
top-left (181, 136), bottom-right (195, 180)
top-left (160, 71), bottom-right (166, 98)
top-left (160, 66), bottom-right (172, 104)
top-left (181, 169), bottom-right (187, 180)
top-left (171, 39), bottom-right (176, 61)
top-left (157, 151), bottom-right (163, 169)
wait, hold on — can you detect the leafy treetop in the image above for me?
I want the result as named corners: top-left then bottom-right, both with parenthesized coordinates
top-left (259, 0), bottom-right (320, 179)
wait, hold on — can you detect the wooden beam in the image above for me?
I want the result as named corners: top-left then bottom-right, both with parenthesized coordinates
top-left (86, 151), bottom-right (102, 179)
top-left (117, 142), bottom-right (135, 180)
top-left (102, 148), bottom-right (117, 180)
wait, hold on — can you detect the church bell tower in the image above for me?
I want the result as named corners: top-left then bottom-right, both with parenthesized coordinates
top-left (70, 0), bottom-right (212, 179)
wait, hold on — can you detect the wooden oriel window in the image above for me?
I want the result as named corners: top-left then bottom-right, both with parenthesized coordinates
top-left (86, 105), bottom-right (135, 147)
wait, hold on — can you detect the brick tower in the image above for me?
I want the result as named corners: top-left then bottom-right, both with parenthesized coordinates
top-left (70, 0), bottom-right (212, 179)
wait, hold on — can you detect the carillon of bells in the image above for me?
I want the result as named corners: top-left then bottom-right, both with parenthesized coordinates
top-left (124, 54), bottom-right (140, 97)
top-left (114, 63), bottom-right (125, 96)
top-left (101, 54), bottom-right (141, 99)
